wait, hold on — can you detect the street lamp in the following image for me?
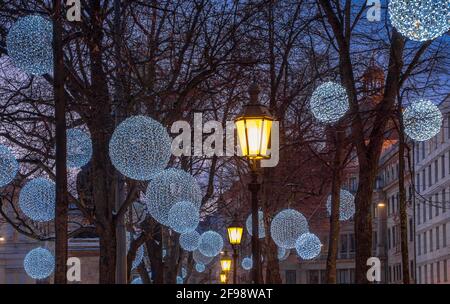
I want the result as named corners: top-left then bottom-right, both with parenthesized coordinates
top-left (235, 83), bottom-right (274, 284)
top-left (227, 218), bottom-right (243, 284)
top-left (220, 251), bottom-right (232, 273)
top-left (219, 271), bottom-right (228, 284)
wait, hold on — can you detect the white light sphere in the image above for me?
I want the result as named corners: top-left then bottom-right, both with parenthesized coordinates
top-left (326, 189), bottom-right (356, 221)
top-left (6, 15), bottom-right (53, 75)
top-left (131, 277), bottom-right (143, 284)
top-left (193, 249), bottom-right (214, 265)
top-left (246, 210), bottom-right (265, 239)
top-left (167, 201), bottom-right (199, 234)
top-left (389, 0), bottom-right (450, 42)
top-left (295, 233), bottom-right (322, 260)
top-left (241, 257), bottom-right (253, 270)
top-left (145, 168), bottom-right (202, 226)
top-left (270, 209), bottom-right (309, 249)
top-left (0, 144), bottom-right (19, 187)
top-left (195, 263), bottom-right (205, 273)
top-left (109, 115), bottom-right (171, 181)
top-left (66, 129), bottom-right (92, 168)
top-left (310, 82), bottom-right (349, 124)
top-left (198, 231), bottom-right (224, 257)
top-left (176, 276), bottom-right (184, 284)
top-left (19, 178), bottom-right (55, 222)
top-left (403, 99), bottom-right (443, 142)
top-left (278, 247), bottom-right (290, 261)
top-left (179, 231), bottom-right (200, 252)
top-left (23, 247), bottom-right (54, 279)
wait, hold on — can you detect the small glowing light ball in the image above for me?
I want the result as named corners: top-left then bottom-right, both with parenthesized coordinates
top-left (198, 231), bottom-right (224, 257)
top-left (179, 231), bottom-right (200, 252)
top-left (242, 257), bottom-right (253, 270)
top-left (389, 0), bottom-right (450, 42)
top-left (19, 178), bottom-right (55, 222)
top-left (295, 233), bottom-right (322, 260)
top-left (131, 245), bottom-right (145, 270)
top-left (310, 82), bottom-right (349, 124)
top-left (109, 115), bottom-right (171, 181)
top-left (246, 210), bottom-right (265, 239)
top-left (181, 267), bottom-right (187, 279)
top-left (326, 189), bottom-right (355, 221)
top-left (23, 247), bottom-right (54, 279)
top-left (167, 201), bottom-right (199, 234)
top-left (66, 129), bottom-right (92, 168)
top-left (270, 209), bottom-right (309, 249)
top-left (0, 144), bottom-right (19, 187)
top-left (176, 276), bottom-right (183, 284)
top-left (193, 249), bottom-right (214, 265)
top-left (195, 263), bottom-right (205, 273)
top-left (6, 15), bottom-right (53, 75)
top-left (145, 168), bottom-right (202, 225)
top-left (403, 99), bottom-right (443, 142)
top-left (278, 247), bottom-right (290, 261)
top-left (131, 277), bottom-right (143, 284)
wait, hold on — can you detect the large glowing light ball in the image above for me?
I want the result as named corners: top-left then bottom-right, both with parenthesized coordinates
top-left (246, 210), bottom-right (265, 239)
top-left (23, 247), bottom-right (54, 279)
top-left (19, 178), bottom-right (55, 222)
top-left (242, 257), bottom-right (253, 270)
top-left (310, 82), bottom-right (349, 124)
top-left (326, 189), bottom-right (356, 221)
top-left (109, 115), bottom-right (171, 181)
top-left (198, 231), bottom-right (224, 257)
top-left (66, 129), bottom-right (92, 168)
top-left (6, 15), bottom-right (53, 76)
top-left (0, 144), bottom-right (19, 187)
top-left (295, 233), bottom-right (322, 260)
top-left (179, 231), bottom-right (200, 252)
top-left (176, 276), bottom-right (184, 284)
top-left (167, 201), bottom-right (199, 234)
top-left (403, 99), bottom-right (443, 142)
top-left (131, 277), bottom-right (143, 284)
top-left (193, 249), bottom-right (214, 265)
top-left (389, 0), bottom-right (450, 42)
top-left (195, 263), bottom-right (205, 273)
top-left (145, 168), bottom-right (202, 226)
top-left (278, 247), bottom-right (290, 261)
top-left (270, 209), bottom-right (309, 249)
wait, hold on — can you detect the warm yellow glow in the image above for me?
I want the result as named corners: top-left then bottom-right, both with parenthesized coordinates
top-left (220, 272), bottom-right (227, 283)
top-left (235, 118), bottom-right (272, 159)
top-left (227, 226), bottom-right (243, 246)
top-left (0, 237), bottom-right (5, 242)
top-left (220, 256), bottom-right (232, 272)
top-left (378, 202), bottom-right (386, 208)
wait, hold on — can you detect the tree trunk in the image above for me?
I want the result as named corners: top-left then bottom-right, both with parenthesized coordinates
top-left (53, 0), bottom-right (68, 284)
top-left (147, 221), bottom-right (164, 284)
top-left (326, 130), bottom-right (343, 283)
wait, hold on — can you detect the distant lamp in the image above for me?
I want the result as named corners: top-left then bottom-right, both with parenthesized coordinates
top-left (227, 219), bottom-right (243, 246)
top-left (235, 84), bottom-right (274, 160)
top-left (220, 251), bottom-right (232, 272)
top-left (377, 202), bottom-right (386, 208)
top-left (219, 271), bottom-right (227, 284)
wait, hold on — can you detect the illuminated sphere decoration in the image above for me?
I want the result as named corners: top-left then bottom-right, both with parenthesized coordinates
top-left (310, 82), bottom-right (349, 124)
top-left (241, 257), bottom-right (253, 270)
top-left (6, 15), bottom-right (53, 76)
top-left (145, 168), bottom-right (202, 226)
top-left (131, 277), bottom-right (143, 284)
top-left (19, 178), bottom-right (55, 222)
top-left (23, 247), bottom-right (54, 279)
top-left (295, 233), bottom-right (322, 260)
top-left (0, 144), bottom-right (19, 187)
top-left (195, 263), bottom-right (205, 273)
top-left (66, 129), bottom-right (93, 168)
top-left (198, 231), bottom-right (224, 257)
top-left (403, 99), bottom-right (443, 142)
top-left (179, 231), bottom-right (200, 252)
top-left (176, 276), bottom-right (183, 284)
top-left (389, 0), bottom-right (450, 42)
top-left (270, 209), bottom-right (309, 249)
top-left (326, 189), bottom-right (356, 221)
top-left (246, 210), bottom-right (265, 239)
top-left (167, 201), bottom-right (199, 234)
top-left (109, 115), bottom-right (171, 181)
top-left (193, 249), bottom-right (214, 265)
top-left (278, 247), bottom-right (290, 261)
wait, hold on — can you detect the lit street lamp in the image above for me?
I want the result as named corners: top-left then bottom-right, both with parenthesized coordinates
top-left (220, 251), bottom-right (232, 273)
top-left (235, 83), bottom-right (274, 284)
top-left (227, 217), bottom-right (243, 284)
top-left (219, 271), bottom-right (228, 284)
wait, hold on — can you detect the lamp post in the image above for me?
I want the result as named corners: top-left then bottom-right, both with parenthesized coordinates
top-left (235, 83), bottom-right (274, 284)
top-left (227, 218), bottom-right (243, 284)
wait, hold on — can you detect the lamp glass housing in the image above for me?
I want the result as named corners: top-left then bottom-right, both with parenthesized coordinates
top-left (235, 117), bottom-right (272, 159)
top-left (220, 254), bottom-right (232, 272)
top-left (220, 272), bottom-right (227, 283)
top-left (227, 226), bottom-right (243, 246)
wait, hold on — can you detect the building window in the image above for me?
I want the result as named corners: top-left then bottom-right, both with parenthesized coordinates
top-left (416, 174), bottom-right (420, 193)
top-left (286, 270), bottom-right (297, 284)
top-left (436, 226), bottom-right (440, 250)
top-left (428, 165), bottom-right (432, 187)
top-left (349, 233), bottom-right (355, 257)
top-left (435, 160), bottom-right (438, 183)
top-left (424, 264), bottom-right (428, 284)
top-left (409, 218), bottom-right (413, 242)
top-left (435, 193), bottom-right (439, 217)
top-left (444, 260), bottom-right (448, 282)
top-left (337, 269), bottom-right (349, 284)
top-left (421, 142), bottom-right (425, 159)
top-left (429, 200), bottom-right (432, 220)
top-left (418, 202), bottom-right (421, 225)
top-left (443, 189), bottom-right (446, 212)
top-left (443, 224), bottom-right (447, 247)
top-left (423, 202), bottom-right (426, 223)
top-left (431, 263), bottom-right (435, 284)
top-left (388, 228), bottom-right (391, 250)
top-left (410, 260), bottom-right (414, 281)
top-left (422, 169), bottom-right (426, 191)
top-left (339, 234), bottom-right (348, 259)
top-left (424, 232), bottom-right (427, 254)
top-left (430, 229), bottom-right (434, 252)
top-left (418, 234), bottom-right (421, 255)
top-left (442, 155), bottom-right (446, 178)
top-left (437, 262), bottom-right (441, 283)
